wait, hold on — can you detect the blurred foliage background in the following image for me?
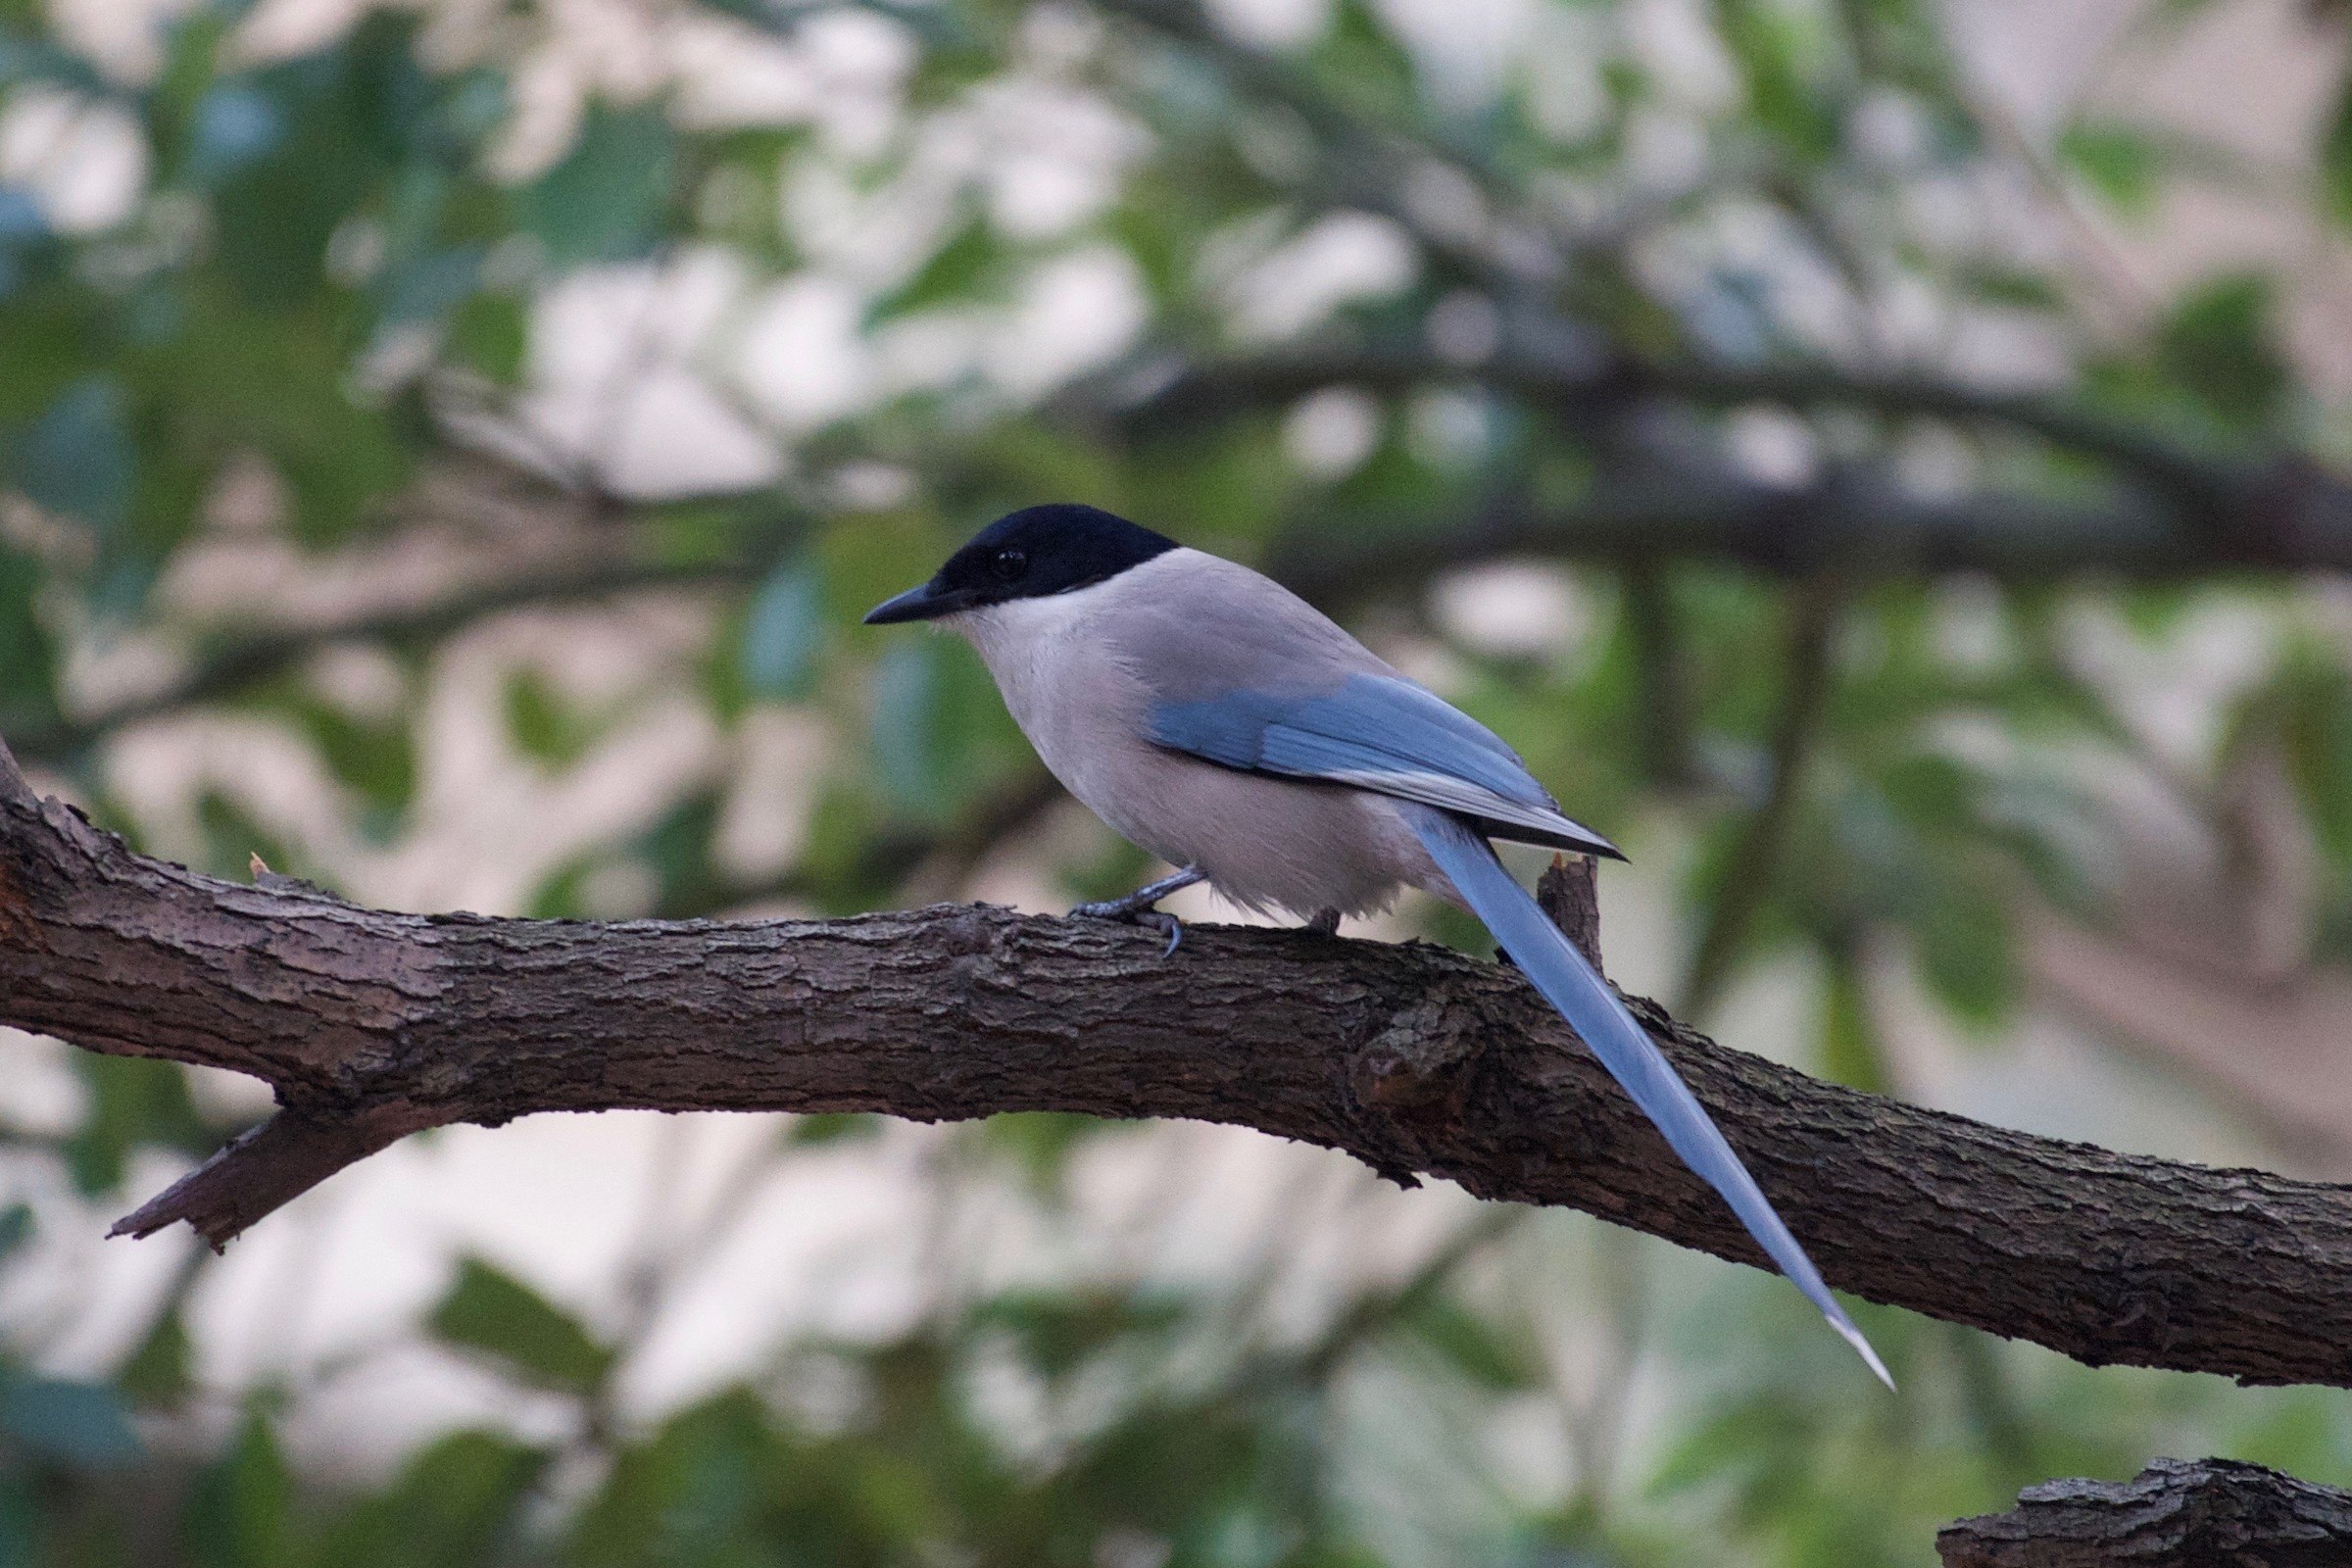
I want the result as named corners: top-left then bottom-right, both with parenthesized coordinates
top-left (5, 0), bottom-right (2352, 1561)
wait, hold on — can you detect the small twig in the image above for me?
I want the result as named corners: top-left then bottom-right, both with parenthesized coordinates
top-left (110, 1103), bottom-right (444, 1251)
top-left (1536, 854), bottom-right (1602, 971)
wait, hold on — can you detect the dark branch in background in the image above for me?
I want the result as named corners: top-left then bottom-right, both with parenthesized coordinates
top-left (1116, 335), bottom-right (2218, 499)
top-left (1264, 469), bottom-right (2186, 595)
top-left (1119, 347), bottom-right (2352, 577)
top-left (5, 738), bottom-right (2352, 1390)
top-left (1936, 1458), bottom-right (2352, 1568)
top-left (14, 443), bottom-right (2240, 771)
top-left (25, 307), bottom-right (2352, 768)
top-left (1681, 576), bottom-right (1843, 1018)
top-left (24, 462), bottom-right (2170, 775)
top-left (11, 555), bottom-right (751, 764)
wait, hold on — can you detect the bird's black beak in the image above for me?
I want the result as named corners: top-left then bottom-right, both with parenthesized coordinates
top-left (862, 579), bottom-right (964, 624)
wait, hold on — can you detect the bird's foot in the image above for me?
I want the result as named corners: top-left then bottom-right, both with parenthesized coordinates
top-left (1304, 906), bottom-right (1342, 937)
top-left (1072, 865), bottom-right (1204, 958)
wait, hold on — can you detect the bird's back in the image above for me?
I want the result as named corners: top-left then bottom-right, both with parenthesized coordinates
top-left (1099, 550), bottom-right (1394, 701)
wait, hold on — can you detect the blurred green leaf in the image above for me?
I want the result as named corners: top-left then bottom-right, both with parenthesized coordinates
top-left (11, 377), bottom-right (133, 529)
top-left (1311, 0), bottom-right (1419, 124)
top-left (117, 1301), bottom-right (195, 1410)
top-left (1397, 1298), bottom-right (1544, 1392)
top-left (1908, 877), bottom-right (2015, 1030)
top-left (64, 1055), bottom-right (216, 1197)
top-left (868, 209), bottom-right (1004, 323)
top-left (871, 636), bottom-right (945, 816)
top-left (2058, 122), bottom-right (2162, 216)
top-left (185, 1412), bottom-right (300, 1568)
top-left (786, 1112), bottom-right (883, 1148)
top-left (319, 1430), bottom-right (547, 1568)
top-left (149, 299), bottom-right (414, 545)
top-left (2323, 71), bottom-right (2352, 229)
top-left (972, 1289), bottom-right (1184, 1381)
top-left (742, 556), bottom-right (826, 699)
top-left (0, 547), bottom-right (55, 732)
top-left (0, 1376), bottom-right (140, 1466)
top-left (444, 291), bottom-right (527, 384)
top-left (980, 1111), bottom-right (1106, 1196)
top-left (429, 1257), bottom-right (614, 1394)
top-left (2155, 273), bottom-right (2286, 430)
top-left (1716, 0), bottom-right (1842, 163)
top-left (1817, 948), bottom-right (1889, 1094)
top-left (2276, 658), bottom-right (2352, 860)
top-left (503, 667), bottom-right (586, 767)
top-left (519, 104), bottom-right (676, 267)
top-left (1952, 264), bottom-right (2064, 312)
top-left (281, 693), bottom-right (416, 826)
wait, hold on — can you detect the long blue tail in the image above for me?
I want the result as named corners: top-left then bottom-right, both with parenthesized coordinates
top-left (1406, 806), bottom-right (1892, 1390)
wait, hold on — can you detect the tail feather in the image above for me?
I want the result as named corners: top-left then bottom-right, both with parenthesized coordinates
top-left (1406, 806), bottom-right (1892, 1391)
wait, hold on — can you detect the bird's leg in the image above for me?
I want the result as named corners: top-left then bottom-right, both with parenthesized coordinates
top-left (1304, 906), bottom-right (1342, 937)
top-left (1072, 865), bottom-right (1205, 957)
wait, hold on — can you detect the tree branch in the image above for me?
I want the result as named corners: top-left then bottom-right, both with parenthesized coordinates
top-left (4, 740), bottom-right (2350, 1384)
top-left (1937, 1458), bottom-right (2352, 1567)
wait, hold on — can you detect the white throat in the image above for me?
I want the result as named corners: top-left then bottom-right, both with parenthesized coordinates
top-left (947, 548), bottom-right (1198, 672)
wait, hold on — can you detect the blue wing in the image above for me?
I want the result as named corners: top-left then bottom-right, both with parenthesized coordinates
top-left (1148, 672), bottom-right (1622, 858)
top-left (1406, 805), bottom-right (1892, 1389)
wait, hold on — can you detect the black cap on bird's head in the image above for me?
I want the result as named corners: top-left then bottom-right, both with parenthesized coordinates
top-left (863, 505), bottom-right (1179, 624)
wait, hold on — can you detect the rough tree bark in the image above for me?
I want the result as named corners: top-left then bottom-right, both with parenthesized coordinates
top-left (3, 740), bottom-right (2349, 1392)
top-left (1938, 1459), bottom-right (2352, 1567)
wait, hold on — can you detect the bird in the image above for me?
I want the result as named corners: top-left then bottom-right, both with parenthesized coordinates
top-left (865, 502), bottom-right (1890, 1387)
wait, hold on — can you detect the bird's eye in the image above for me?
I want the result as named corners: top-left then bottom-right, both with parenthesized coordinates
top-left (992, 548), bottom-right (1027, 581)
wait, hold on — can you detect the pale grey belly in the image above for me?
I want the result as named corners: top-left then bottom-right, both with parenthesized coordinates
top-left (1064, 735), bottom-right (1443, 918)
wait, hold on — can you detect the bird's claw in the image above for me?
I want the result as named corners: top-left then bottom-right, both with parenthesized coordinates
top-left (1071, 865), bottom-right (1202, 959)
top-left (1072, 896), bottom-right (1187, 957)
top-left (1139, 909), bottom-right (1183, 957)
